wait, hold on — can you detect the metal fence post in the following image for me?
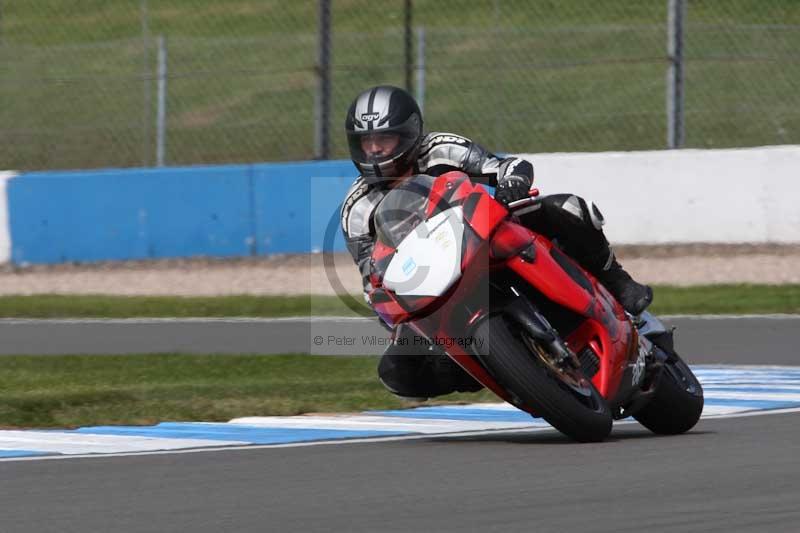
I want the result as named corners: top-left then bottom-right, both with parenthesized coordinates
top-left (416, 26), bottom-right (426, 114)
top-left (141, 0), bottom-right (151, 166)
top-left (314, 0), bottom-right (332, 160)
top-left (156, 35), bottom-right (167, 167)
top-left (667, 0), bottom-right (686, 149)
top-left (404, 0), bottom-right (413, 92)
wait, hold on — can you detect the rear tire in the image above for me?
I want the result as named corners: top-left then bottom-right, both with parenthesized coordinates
top-left (634, 352), bottom-right (704, 435)
top-left (473, 315), bottom-right (612, 442)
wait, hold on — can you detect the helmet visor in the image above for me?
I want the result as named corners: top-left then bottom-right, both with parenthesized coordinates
top-left (347, 112), bottom-right (422, 166)
top-left (348, 129), bottom-right (418, 166)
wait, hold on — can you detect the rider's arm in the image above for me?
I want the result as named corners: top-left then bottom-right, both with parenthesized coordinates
top-left (416, 132), bottom-right (534, 191)
top-left (341, 180), bottom-right (395, 331)
top-left (340, 177), bottom-right (382, 303)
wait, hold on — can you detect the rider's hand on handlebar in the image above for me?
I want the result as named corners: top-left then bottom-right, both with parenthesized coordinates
top-left (495, 176), bottom-right (532, 207)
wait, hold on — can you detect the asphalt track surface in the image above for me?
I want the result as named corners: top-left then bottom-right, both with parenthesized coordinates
top-left (1, 315), bottom-right (798, 365)
top-left (1, 411), bottom-right (799, 533)
top-left (1, 316), bottom-right (799, 532)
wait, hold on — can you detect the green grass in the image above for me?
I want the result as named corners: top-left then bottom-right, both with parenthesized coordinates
top-left (1, 283), bottom-right (796, 429)
top-left (0, 294), bottom-right (367, 318)
top-left (0, 353), bottom-right (496, 428)
top-left (3, 1), bottom-right (800, 169)
top-left (648, 285), bottom-right (800, 315)
top-left (0, 284), bottom-right (797, 318)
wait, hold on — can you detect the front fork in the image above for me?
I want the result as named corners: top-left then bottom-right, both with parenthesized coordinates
top-left (470, 284), bottom-right (583, 374)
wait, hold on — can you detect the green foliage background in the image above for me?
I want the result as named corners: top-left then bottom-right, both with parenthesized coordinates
top-left (3, 1), bottom-right (799, 170)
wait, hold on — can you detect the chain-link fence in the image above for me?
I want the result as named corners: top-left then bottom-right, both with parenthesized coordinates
top-left (2, 0), bottom-right (799, 171)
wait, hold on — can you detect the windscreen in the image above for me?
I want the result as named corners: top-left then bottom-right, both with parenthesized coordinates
top-left (374, 175), bottom-right (437, 249)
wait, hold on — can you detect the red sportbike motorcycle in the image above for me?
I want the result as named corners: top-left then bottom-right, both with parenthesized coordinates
top-left (368, 172), bottom-right (703, 442)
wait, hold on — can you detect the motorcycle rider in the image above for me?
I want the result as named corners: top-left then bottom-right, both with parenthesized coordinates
top-left (341, 85), bottom-right (653, 399)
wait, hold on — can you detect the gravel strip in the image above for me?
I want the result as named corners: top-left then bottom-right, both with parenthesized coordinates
top-left (0, 245), bottom-right (797, 296)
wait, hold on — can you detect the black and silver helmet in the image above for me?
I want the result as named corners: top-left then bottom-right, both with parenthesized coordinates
top-left (345, 85), bottom-right (423, 185)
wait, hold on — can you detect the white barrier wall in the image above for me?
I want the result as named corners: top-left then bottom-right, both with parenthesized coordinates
top-left (520, 145), bottom-right (800, 244)
top-left (0, 172), bottom-right (15, 263)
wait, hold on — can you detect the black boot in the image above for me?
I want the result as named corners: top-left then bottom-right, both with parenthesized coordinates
top-left (597, 257), bottom-right (653, 316)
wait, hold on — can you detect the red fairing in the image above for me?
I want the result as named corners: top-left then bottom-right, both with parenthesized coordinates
top-left (369, 240), bottom-right (395, 288)
top-left (423, 172), bottom-right (506, 240)
top-left (565, 319), bottom-right (619, 398)
top-left (368, 240), bottom-right (407, 326)
top-left (503, 232), bottom-right (637, 399)
top-left (490, 221), bottom-right (533, 260)
top-left (368, 171), bottom-right (641, 421)
top-left (372, 240), bottom-right (395, 261)
top-left (506, 234), bottom-right (594, 316)
top-left (460, 229), bottom-right (485, 272)
top-left (425, 171), bottom-right (478, 219)
top-left (463, 191), bottom-right (508, 240)
top-left (446, 172), bottom-right (476, 203)
top-left (426, 175), bottom-right (451, 218)
top-left (371, 294), bottom-right (410, 327)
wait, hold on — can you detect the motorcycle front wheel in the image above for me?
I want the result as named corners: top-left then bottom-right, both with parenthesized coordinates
top-left (473, 314), bottom-right (612, 443)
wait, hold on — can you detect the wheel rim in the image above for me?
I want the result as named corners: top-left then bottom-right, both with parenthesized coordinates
top-left (522, 334), bottom-right (606, 413)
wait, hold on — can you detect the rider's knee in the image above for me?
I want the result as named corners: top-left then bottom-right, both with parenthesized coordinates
top-left (543, 193), bottom-right (605, 231)
top-left (377, 363), bottom-right (437, 400)
top-left (377, 351), bottom-right (482, 399)
top-left (377, 351), bottom-right (428, 398)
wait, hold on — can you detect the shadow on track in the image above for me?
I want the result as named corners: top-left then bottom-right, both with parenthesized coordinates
top-left (428, 427), bottom-right (714, 445)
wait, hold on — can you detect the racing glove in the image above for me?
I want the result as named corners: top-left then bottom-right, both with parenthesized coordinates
top-left (494, 158), bottom-right (534, 207)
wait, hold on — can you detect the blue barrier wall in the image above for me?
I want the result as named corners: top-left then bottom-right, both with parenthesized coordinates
top-left (252, 161), bottom-right (355, 255)
top-left (7, 161), bottom-right (357, 264)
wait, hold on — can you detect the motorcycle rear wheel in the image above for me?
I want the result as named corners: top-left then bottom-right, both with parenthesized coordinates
top-left (633, 351), bottom-right (704, 435)
top-left (474, 315), bottom-right (612, 443)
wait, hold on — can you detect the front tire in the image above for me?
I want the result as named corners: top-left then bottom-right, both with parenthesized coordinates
top-left (473, 315), bottom-right (612, 442)
top-left (634, 351), bottom-right (704, 435)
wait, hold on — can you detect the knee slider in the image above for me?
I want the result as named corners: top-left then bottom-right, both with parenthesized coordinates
top-left (546, 194), bottom-right (602, 224)
top-left (559, 195), bottom-right (584, 221)
top-left (378, 377), bottom-right (428, 401)
top-left (555, 195), bottom-right (605, 231)
top-left (377, 354), bottom-right (408, 391)
top-left (589, 202), bottom-right (605, 230)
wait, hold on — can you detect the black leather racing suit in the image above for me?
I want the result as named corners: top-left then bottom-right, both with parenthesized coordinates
top-left (341, 132), bottom-right (618, 399)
